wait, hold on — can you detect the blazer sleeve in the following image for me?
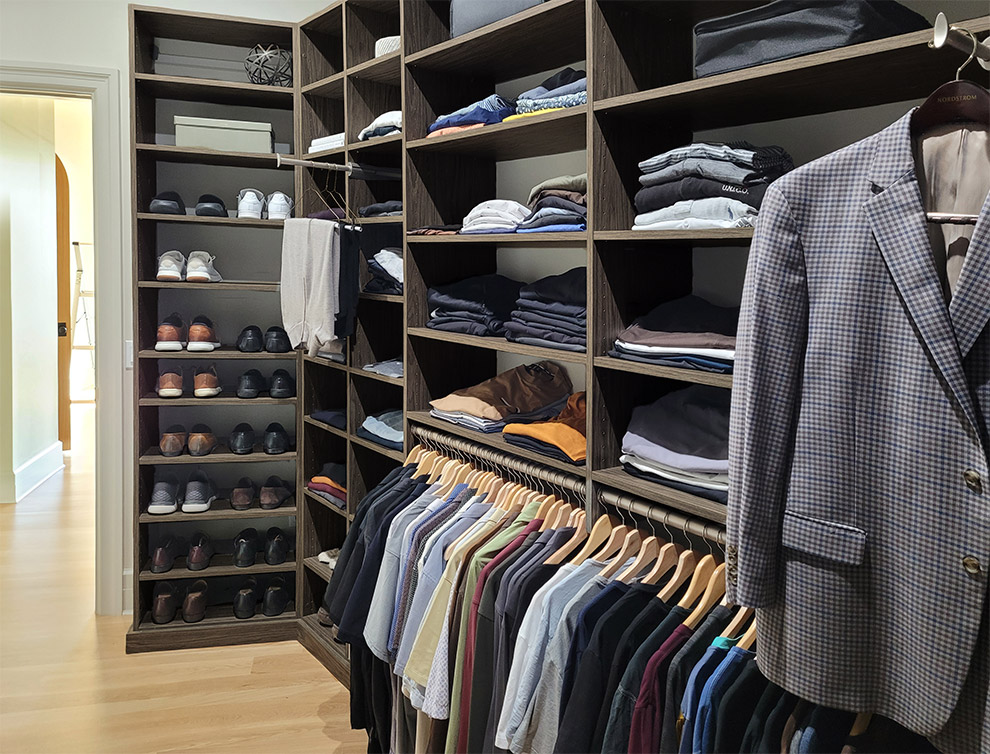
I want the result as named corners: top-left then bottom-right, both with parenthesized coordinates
top-left (726, 183), bottom-right (809, 608)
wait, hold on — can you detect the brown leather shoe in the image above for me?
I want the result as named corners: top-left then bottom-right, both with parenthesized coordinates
top-left (155, 312), bottom-right (186, 352)
top-left (187, 315), bottom-right (220, 352)
top-left (231, 477), bottom-right (257, 511)
top-left (182, 579), bottom-right (208, 623)
top-left (260, 475), bottom-right (293, 510)
top-left (193, 365), bottom-right (221, 398)
top-left (152, 582), bottom-right (180, 624)
top-left (159, 424), bottom-right (187, 457)
top-left (187, 424), bottom-right (217, 456)
top-left (186, 532), bottom-right (215, 571)
top-left (151, 536), bottom-right (182, 573)
top-left (156, 369), bottom-right (183, 398)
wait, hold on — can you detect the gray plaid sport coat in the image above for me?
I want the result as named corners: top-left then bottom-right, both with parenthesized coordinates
top-left (726, 111), bottom-right (989, 751)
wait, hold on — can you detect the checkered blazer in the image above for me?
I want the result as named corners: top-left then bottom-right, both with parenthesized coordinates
top-left (726, 111), bottom-right (989, 749)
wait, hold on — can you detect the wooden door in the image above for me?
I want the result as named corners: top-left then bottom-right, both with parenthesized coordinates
top-left (56, 155), bottom-right (71, 450)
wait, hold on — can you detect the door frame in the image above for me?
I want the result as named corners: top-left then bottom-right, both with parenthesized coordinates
top-left (55, 155), bottom-right (71, 450)
top-left (1, 62), bottom-right (127, 616)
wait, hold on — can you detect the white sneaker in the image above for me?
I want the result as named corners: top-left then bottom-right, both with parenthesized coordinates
top-left (156, 250), bottom-right (187, 281)
top-left (266, 191), bottom-right (294, 220)
top-left (186, 251), bottom-right (223, 283)
top-left (237, 188), bottom-right (265, 219)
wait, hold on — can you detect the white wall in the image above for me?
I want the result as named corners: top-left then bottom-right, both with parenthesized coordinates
top-left (0, 94), bottom-right (63, 502)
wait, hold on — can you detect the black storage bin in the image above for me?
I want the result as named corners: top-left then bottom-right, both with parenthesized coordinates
top-left (693, 0), bottom-right (928, 78)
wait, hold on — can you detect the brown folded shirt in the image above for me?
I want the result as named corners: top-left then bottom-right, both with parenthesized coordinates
top-left (528, 189), bottom-right (587, 210)
top-left (616, 323), bottom-right (736, 350)
top-left (503, 392), bottom-right (587, 463)
top-left (430, 360), bottom-right (573, 420)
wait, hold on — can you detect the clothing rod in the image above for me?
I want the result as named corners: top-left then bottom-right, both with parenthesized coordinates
top-left (275, 153), bottom-right (402, 181)
top-left (275, 153), bottom-right (349, 172)
top-left (598, 488), bottom-right (726, 545)
top-left (931, 12), bottom-right (990, 69)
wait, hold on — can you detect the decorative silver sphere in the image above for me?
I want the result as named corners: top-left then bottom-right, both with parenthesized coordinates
top-left (244, 44), bottom-right (292, 88)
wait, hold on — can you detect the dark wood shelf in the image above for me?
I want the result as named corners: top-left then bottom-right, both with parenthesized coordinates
top-left (302, 354), bottom-right (349, 371)
top-left (407, 326), bottom-right (587, 364)
top-left (347, 131), bottom-right (403, 156)
top-left (406, 232), bottom-right (586, 246)
top-left (592, 356), bottom-right (733, 389)
top-left (136, 602), bottom-right (296, 630)
top-left (138, 392), bottom-right (297, 406)
top-left (138, 553), bottom-right (297, 581)
top-left (359, 292), bottom-right (403, 303)
top-left (135, 144), bottom-right (292, 169)
top-left (303, 144), bottom-right (348, 161)
top-left (351, 367), bottom-right (403, 387)
top-left (358, 216), bottom-right (402, 225)
top-left (594, 229), bottom-right (754, 245)
top-left (137, 280), bottom-right (281, 292)
top-left (127, 610), bottom-right (297, 652)
top-left (303, 416), bottom-right (349, 440)
top-left (136, 213), bottom-right (284, 228)
top-left (301, 71), bottom-right (346, 97)
top-left (406, 106), bottom-right (586, 160)
top-left (592, 468), bottom-right (726, 525)
top-left (303, 556), bottom-right (335, 581)
top-left (303, 488), bottom-right (349, 518)
top-left (404, 0), bottom-right (585, 79)
top-left (408, 411), bottom-right (584, 474)
top-left (133, 73), bottom-right (294, 109)
top-left (138, 347), bottom-right (297, 361)
top-left (139, 446), bottom-right (297, 465)
top-left (139, 498), bottom-right (298, 523)
top-left (347, 50), bottom-right (400, 84)
top-left (132, 6), bottom-right (293, 48)
top-left (297, 614), bottom-right (350, 688)
top-left (349, 435), bottom-right (405, 462)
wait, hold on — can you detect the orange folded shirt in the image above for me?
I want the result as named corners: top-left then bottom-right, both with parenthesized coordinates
top-left (426, 123), bottom-right (486, 139)
top-left (502, 392), bottom-right (587, 463)
top-left (311, 476), bottom-right (347, 494)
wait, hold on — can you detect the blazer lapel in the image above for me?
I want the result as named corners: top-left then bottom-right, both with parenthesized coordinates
top-left (948, 191), bottom-right (990, 359)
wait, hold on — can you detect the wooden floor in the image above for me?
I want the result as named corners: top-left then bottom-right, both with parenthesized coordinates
top-left (0, 405), bottom-right (367, 754)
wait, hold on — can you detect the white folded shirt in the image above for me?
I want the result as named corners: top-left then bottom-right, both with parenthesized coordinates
top-left (620, 453), bottom-right (729, 490)
top-left (615, 340), bottom-right (735, 360)
top-left (375, 35), bottom-right (400, 57)
top-left (309, 132), bottom-right (345, 151)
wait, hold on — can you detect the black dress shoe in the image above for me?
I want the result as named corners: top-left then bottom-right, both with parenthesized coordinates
top-left (263, 422), bottom-right (289, 455)
top-left (187, 532), bottom-right (215, 571)
top-left (233, 577), bottom-right (259, 619)
top-left (236, 369), bottom-right (267, 399)
top-left (195, 193), bottom-right (226, 217)
top-left (151, 536), bottom-right (182, 573)
top-left (229, 423), bottom-right (256, 454)
top-left (152, 581), bottom-right (180, 624)
top-left (265, 527), bottom-right (290, 565)
top-left (234, 527), bottom-right (260, 567)
top-left (268, 369), bottom-right (296, 398)
top-left (263, 576), bottom-right (290, 616)
top-left (149, 190), bottom-right (185, 215)
top-left (264, 326), bottom-right (291, 353)
top-left (236, 325), bottom-right (263, 352)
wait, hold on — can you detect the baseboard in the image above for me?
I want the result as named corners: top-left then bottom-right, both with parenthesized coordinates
top-left (14, 442), bottom-right (64, 501)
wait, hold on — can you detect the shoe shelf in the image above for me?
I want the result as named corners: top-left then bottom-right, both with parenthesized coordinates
top-left (135, 213), bottom-right (285, 228)
top-left (134, 144), bottom-right (292, 170)
top-left (139, 446), bottom-right (298, 465)
top-left (137, 347), bottom-right (297, 361)
top-left (137, 281), bottom-right (282, 292)
top-left (139, 497), bottom-right (299, 524)
top-left (138, 553), bottom-right (298, 581)
top-left (138, 392), bottom-right (297, 406)
top-left (137, 602), bottom-right (297, 630)
top-left (591, 356), bottom-right (733, 390)
top-left (303, 556), bottom-right (334, 582)
top-left (297, 614), bottom-right (350, 685)
top-left (303, 488), bottom-right (349, 520)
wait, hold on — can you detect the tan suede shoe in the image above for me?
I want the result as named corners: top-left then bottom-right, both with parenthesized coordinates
top-left (159, 424), bottom-right (187, 457)
top-left (193, 365), bottom-right (221, 398)
top-left (187, 424), bottom-right (217, 457)
top-left (156, 369), bottom-right (183, 398)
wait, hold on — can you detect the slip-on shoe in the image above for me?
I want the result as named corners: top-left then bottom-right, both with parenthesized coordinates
top-left (236, 369), bottom-right (267, 399)
top-left (236, 325), bottom-right (263, 353)
top-left (187, 424), bottom-right (217, 457)
top-left (263, 422), bottom-right (289, 455)
top-left (229, 423), bottom-right (256, 455)
top-left (233, 528), bottom-right (260, 567)
top-left (268, 369), bottom-right (295, 398)
top-left (264, 326), bottom-right (291, 353)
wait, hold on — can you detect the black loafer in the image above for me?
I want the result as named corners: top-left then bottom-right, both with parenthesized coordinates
top-left (149, 190), bottom-right (185, 215)
top-left (236, 325), bottom-right (263, 353)
top-left (265, 527), bottom-right (290, 565)
top-left (195, 193), bottom-right (227, 217)
top-left (236, 369), bottom-right (267, 399)
top-left (229, 422), bottom-right (256, 454)
top-left (234, 528), bottom-right (260, 567)
top-left (264, 326), bottom-right (291, 353)
top-left (263, 576), bottom-right (290, 616)
top-left (263, 422), bottom-right (289, 455)
top-left (269, 369), bottom-right (296, 398)
top-left (233, 577), bottom-right (259, 619)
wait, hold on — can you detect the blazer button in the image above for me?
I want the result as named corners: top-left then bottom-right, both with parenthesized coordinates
top-left (964, 470), bottom-right (983, 494)
top-left (962, 556), bottom-right (982, 576)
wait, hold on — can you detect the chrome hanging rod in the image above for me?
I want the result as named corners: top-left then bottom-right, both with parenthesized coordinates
top-left (597, 489), bottom-right (726, 545)
top-left (276, 152), bottom-right (351, 172)
top-left (275, 153), bottom-right (402, 181)
top-left (930, 12), bottom-right (990, 70)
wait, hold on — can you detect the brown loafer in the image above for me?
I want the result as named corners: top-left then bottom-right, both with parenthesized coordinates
top-left (186, 532), bottom-right (215, 571)
top-left (152, 582), bottom-right (180, 624)
top-left (187, 424), bottom-right (217, 456)
top-left (156, 369), bottom-right (183, 398)
top-left (260, 475), bottom-right (293, 510)
top-left (231, 477), bottom-right (257, 510)
top-left (159, 424), bottom-right (187, 457)
top-left (187, 315), bottom-right (220, 352)
top-left (193, 365), bottom-right (222, 398)
top-left (182, 579), bottom-right (208, 623)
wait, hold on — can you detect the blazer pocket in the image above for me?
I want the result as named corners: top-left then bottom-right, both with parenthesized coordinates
top-left (781, 510), bottom-right (867, 566)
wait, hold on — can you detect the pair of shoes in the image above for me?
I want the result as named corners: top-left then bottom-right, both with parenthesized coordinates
top-left (159, 424), bottom-right (217, 457)
top-left (234, 576), bottom-right (291, 618)
top-left (149, 192), bottom-right (230, 218)
top-left (156, 251), bottom-right (223, 283)
top-left (231, 475), bottom-right (293, 511)
top-left (151, 531), bottom-right (215, 573)
top-left (229, 422), bottom-right (290, 455)
top-left (152, 580), bottom-right (209, 624)
top-left (234, 527), bottom-right (291, 567)
top-left (155, 313), bottom-right (221, 352)
top-left (236, 189), bottom-right (294, 220)
top-left (237, 369), bottom-right (295, 398)
top-left (156, 365), bottom-right (222, 398)
top-left (236, 325), bottom-right (290, 353)
top-left (148, 471), bottom-right (217, 514)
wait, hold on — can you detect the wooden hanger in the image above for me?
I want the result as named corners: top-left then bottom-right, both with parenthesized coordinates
top-left (676, 554), bottom-right (717, 609)
top-left (404, 444), bottom-right (425, 465)
top-left (436, 461), bottom-right (470, 498)
top-left (719, 605), bottom-right (755, 639)
top-left (543, 511), bottom-right (587, 564)
top-left (550, 503), bottom-right (573, 529)
top-left (590, 524), bottom-right (630, 563)
top-left (640, 541), bottom-right (683, 585)
top-left (414, 449), bottom-right (439, 477)
top-left (616, 535), bottom-right (661, 583)
top-left (535, 495), bottom-right (555, 522)
top-left (539, 500), bottom-right (561, 530)
top-left (736, 620), bottom-right (757, 651)
top-left (598, 529), bottom-right (642, 580)
top-left (848, 712), bottom-right (873, 737)
top-left (657, 549), bottom-right (700, 603)
top-left (427, 458), bottom-right (454, 485)
top-left (567, 514), bottom-right (616, 565)
top-left (682, 563), bottom-right (726, 629)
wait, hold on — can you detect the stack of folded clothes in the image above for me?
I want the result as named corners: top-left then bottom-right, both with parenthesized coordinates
top-left (426, 274), bottom-right (522, 337)
top-left (359, 200), bottom-right (402, 218)
top-left (374, 35), bottom-right (400, 57)
top-left (517, 173), bottom-right (587, 233)
top-left (430, 361), bottom-right (572, 433)
top-left (362, 358), bottom-right (403, 379)
top-left (357, 409), bottom-right (404, 451)
top-left (310, 408), bottom-right (346, 430)
top-left (620, 385), bottom-right (730, 503)
top-left (504, 267), bottom-right (586, 352)
top-left (510, 66), bottom-right (587, 118)
top-left (358, 111), bottom-right (402, 141)
top-left (610, 294), bottom-right (738, 373)
top-left (633, 141), bottom-right (794, 230)
top-left (363, 247), bottom-right (403, 295)
top-left (308, 132), bottom-right (345, 153)
top-left (306, 462), bottom-right (347, 508)
top-left (407, 223), bottom-right (461, 236)
top-left (427, 94), bottom-right (515, 138)
top-left (459, 199), bottom-right (530, 234)
top-left (502, 391), bottom-right (587, 465)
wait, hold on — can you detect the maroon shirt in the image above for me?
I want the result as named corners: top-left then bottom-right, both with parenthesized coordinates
top-left (628, 624), bottom-right (695, 753)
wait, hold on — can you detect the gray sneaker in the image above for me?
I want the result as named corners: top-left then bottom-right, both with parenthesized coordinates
top-left (181, 470), bottom-right (216, 513)
top-left (148, 475), bottom-right (181, 514)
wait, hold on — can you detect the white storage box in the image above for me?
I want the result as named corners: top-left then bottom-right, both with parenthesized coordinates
top-left (174, 115), bottom-right (273, 153)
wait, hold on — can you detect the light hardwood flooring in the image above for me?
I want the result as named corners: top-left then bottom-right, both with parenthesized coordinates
top-left (0, 405), bottom-right (367, 754)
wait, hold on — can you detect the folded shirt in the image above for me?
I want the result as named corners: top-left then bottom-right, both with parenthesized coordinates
top-left (461, 199), bottom-right (530, 232)
top-left (503, 434), bottom-right (585, 465)
top-left (632, 216), bottom-right (756, 230)
top-left (635, 177), bottom-right (768, 214)
top-left (361, 409), bottom-right (404, 444)
top-left (502, 108), bottom-right (564, 122)
top-left (362, 358), bottom-right (403, 379)
top-left (310, 409), bottom-right (347, 430)
top-left (512, 309), bottom-right (586, 337)
top-left (309, 481), bottom-right (347, 499)
top-left (309, 132), bottom-right (345, 152)
top-left (620, 453), bottom-right (729, 491)
top-left (616, 295), bottom-right (738, 350)
top-left (634, 197), bottom-right (758, 227)
top-left (639, 142), bottom-right (794, 175)
top-left (430, 360), bottom-right (572, 421)
top-left (620, 459), bottom-right (728, 504)
top-left (315, 461), bottom-right (347, 488)
top-left (516, 90), bottom-right (587, 114)
top-left (528, 195), bottom-right (587, 216)
top-left (527, 174), bottom-right (587, 205)
top-left (427, 274), bottom-right (523, 336)
top-left (639, 157), bottom-right (783, 188)
top-left (427, 123), bottom-right (485, 139)
top-left (365, 259), bottom-right (402, 294)
top-left (307, 485), bottom-right (347, 508)
top-left (359, 200), bottom-right (403, 217)
top-left (430, 394), bottom-right (569, 434)
top-left (520, 266), bottom-right (586, 305)
top-left (375, 35), bottom-right (400, 57)
top-left (504, 322), bottom-right (586, 350)
top-left (516, 211), bottom-right (587, 231)
top-left (528, 188), bottom-right (587, 209)
top-left (428, 94), bottom-right (515, 133)
top-left (358, 111), bottom-right (402, 141)
top-left (311, 476), bottom-right (346, 494)
top-left (407, 224), bottom-right (461, 235)
top-left (606, 349), bottom-right (734, 374)
top-left (516, 297), bottom-right (586, 318)
top-left (623, 429), bottom-right (727, 474)
top-left (517, 67), bottom-right (586, 100)
top-left (373, 248), bottom-right (403, 284)
top-left (517, 222), bottom-right (586, 233)
top-left (502, 392), bottom-right (586, 464)
top-left (614, 340), bottom-right (735, 360)
top-left (624, 385), bottom-right (731, 467)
